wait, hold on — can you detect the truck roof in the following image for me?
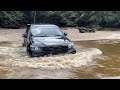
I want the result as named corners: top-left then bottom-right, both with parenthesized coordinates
top-left (27, 24), bottom-right (58, 27)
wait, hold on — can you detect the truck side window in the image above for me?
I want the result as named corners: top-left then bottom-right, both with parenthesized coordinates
top-left (27, 29), bottom-right (31, 44)
top-left (26, 27), bottom-right (30, 34)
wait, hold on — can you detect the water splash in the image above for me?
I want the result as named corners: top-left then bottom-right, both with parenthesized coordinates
top-left (0, 46), bottom-right (102, 70)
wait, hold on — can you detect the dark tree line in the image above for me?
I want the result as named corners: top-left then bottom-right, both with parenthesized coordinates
top-left (0, 11), bottom-right (120, 28)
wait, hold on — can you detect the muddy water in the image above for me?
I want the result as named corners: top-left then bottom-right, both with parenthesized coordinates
top-left (0, 39), bottom-right (120, 79)
top-left (74, 39), bottom-right (120, 78)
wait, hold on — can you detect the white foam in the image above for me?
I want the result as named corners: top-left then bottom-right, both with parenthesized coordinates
top-left (0, 47), bottom-right (102, 70)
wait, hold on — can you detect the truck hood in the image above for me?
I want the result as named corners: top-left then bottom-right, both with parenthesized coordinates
top-left (32, 36), bottom-right (72, 46)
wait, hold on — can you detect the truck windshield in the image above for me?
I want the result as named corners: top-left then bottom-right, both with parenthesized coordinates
top-left (30, 26), bottom-right (63, 37)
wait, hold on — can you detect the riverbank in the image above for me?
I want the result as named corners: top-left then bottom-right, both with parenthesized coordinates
top-left (62, 28), bottom-right (120, 41)
top-left (0, 28), bottom-right (120, 42)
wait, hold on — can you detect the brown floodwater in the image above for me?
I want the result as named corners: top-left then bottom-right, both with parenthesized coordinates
top-left (74, 39), bottom-right (120, 79)
top-left (0, 39), bottom-right (120, 79)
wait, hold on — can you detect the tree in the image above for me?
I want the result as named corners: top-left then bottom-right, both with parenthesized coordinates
top-left (0, 11), bottom-right (120, 29)
top-left (0, 11), bottom-right (24, 28)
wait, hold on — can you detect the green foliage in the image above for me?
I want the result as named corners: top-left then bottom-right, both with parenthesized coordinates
top-left (0, 11), bottom-right (24, 28)
top-left (0, 11), bottom-right (120, 28)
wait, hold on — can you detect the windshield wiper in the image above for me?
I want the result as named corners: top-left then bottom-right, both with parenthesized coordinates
top-left (54, 35), bottom-right (63, 36)
top-left (33, 35), bottom-right (50, 37)
top-left (33, 35), bottom-right (63, 37)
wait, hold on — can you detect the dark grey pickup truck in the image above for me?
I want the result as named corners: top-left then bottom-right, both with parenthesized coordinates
top-left (22, 24), bottom-right (76, 57)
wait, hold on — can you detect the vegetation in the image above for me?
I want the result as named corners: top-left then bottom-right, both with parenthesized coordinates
top-left (0, 11), bottom-right (120, 28)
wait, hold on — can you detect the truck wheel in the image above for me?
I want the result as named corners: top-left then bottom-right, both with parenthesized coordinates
top-left (26, 46), bottom-right (31, 54)
top-left (22, 43), bottom-right (25, 47)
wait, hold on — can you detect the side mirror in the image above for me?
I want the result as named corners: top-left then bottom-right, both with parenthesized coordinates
top-left (22, 33), bottom-right (27, 38)
top-left (63, 32), bottom-right (67, 36)
top-left (76, 26), bottom-right (79, 29)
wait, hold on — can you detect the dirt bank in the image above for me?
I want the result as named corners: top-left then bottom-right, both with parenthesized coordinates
top-left (1, 28), bottom-right (120, 42)
top-left (63, 28), bottom-right (120, 41)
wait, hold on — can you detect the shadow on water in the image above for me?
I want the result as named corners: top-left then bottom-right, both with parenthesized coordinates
top-left (0, 41), bottom-right (13, 47)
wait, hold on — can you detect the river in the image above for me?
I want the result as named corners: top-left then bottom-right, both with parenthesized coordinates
top-left (0, 39), bottom-right (120, 79)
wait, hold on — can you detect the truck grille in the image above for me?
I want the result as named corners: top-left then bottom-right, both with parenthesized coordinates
top-left (42, 46), bottom-right (68, 54)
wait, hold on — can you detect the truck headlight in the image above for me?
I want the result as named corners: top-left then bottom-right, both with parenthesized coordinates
top-left (68, 43), bottom-right (73, 48)
top-left (30, 45), bottom-right (41, 51)
top-left (34, 47), bottom-right (39, 51)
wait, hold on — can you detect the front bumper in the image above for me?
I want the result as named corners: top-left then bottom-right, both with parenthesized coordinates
top-left (30, 47), bottom-right (76, 57)
top-left (66, 48), bottom-right (76, 54)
